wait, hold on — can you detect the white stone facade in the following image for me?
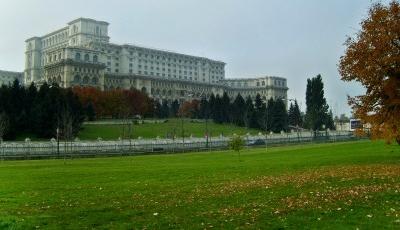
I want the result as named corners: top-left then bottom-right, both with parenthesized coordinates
top-left (24, 18), bottom-right (288, 102)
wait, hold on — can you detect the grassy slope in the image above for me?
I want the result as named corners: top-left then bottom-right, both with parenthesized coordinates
top-left (78, 119), bottom-right (260, 140)
top-left (0, 141), bottom-right (399, 229)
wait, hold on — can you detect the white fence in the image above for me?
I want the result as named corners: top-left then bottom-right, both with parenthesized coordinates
top-left (0, 131), bottom-right (361, 160)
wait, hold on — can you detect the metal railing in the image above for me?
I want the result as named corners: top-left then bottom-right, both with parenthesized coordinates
top-left (0, 131), bottom-right (362, 160)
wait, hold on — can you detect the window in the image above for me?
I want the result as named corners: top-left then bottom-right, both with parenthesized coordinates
top-left (93, 55), bottom-right (98, 62)
top-left (74, 75), bottom-right (81, 82)
top-left (75, 53), bottom-right (81, 61)
top-left (84, 54), bottom-right (89, 61)
top-left (83, 76), bottom-right (89, 84)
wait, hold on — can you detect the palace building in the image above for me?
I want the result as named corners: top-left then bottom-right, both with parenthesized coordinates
top-left (24, 18), bottom-right (288, 102)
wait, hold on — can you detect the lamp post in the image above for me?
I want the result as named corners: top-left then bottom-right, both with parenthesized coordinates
top-left (56, 127), bottom-right (60, 157)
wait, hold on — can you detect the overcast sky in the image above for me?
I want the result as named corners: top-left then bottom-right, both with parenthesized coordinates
top-left (0, 0), bottom-right (387, 116)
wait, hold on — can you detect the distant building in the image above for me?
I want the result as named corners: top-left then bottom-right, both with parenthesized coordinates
top-left (0, 70), bottom-right (23, 86)
top-left (24, 18), bottom-right (288, 102)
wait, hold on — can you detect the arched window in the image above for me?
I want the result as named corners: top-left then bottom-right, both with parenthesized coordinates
top-left (75, 53), bottom-right (81, 61)
top-left (74, 75), bottom-right (81, 82)
top-left (93, 55), bottom-right (98, 62)
top-left (84, 54), bottom-right (90, 61)
top-left (83, 76), bottom-right (89, 84)
top-left (141, 87), bottom-right (147, 93)
top-left (91, 77), bottom-right (98, 85)
top-left (57, 75), bottom-right (62, 83)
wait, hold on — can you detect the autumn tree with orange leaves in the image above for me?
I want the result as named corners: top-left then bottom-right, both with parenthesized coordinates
top-left (339, 1), bottom-right (400, 144)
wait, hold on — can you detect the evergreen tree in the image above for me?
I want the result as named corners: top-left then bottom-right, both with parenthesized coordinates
top-left (85, 102), bottom-right (96, 121)
top-left (288, 100), bottom-right (302, 128)
top-left (221, 92), bottom-right (231, 123)
top-left (64, 88), bottom-right (85, 136)
top-left (198, 96), bottom-right (209, 119)
top-left (170, 100), bottom-right (180, 118)
top-left (305, 74), bottom-right (330, 131)
top-left (161, 100), bottom-right (170, 118)
top-left (244, 96), bottom-right (258, 129)
top-left (271, 99), bottom-right (288, 133)
top-left (325, 109), bottom-right (335, 130)
top-left (154, 101), bottom-right (162, 118)
top-left (254, 94), bottom-right (266, 129)
top-left (213, 94), bottom-right (224, 123)
top-left (231, 94), bottom-right (246, 126)
top-left (208, 93), bottom-right (216, 121)
top-left (265, 98), bottom-right (275, 132)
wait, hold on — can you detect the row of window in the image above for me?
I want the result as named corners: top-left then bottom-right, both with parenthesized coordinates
top-left (42, 31), bottom-right (69, 48)
top-left (73, 75), bottom-right (99, 85)
top-left (98, 46), bottom-right (224, 69)
top-left (75, 53), bottom-right (98, 62)
top-left (73, 67), bottom-right (100, 74)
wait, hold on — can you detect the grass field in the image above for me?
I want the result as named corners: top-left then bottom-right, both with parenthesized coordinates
top-left (0, 141), bottom-right (399, 229)
top-left (78, 119), bottom-right (260, 140)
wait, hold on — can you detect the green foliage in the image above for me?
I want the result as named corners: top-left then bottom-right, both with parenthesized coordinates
top-left (270, 99), bottom-right (289, 133)
top-left (244, 96), bottom-right (258, 129)
top-left (229, 134), bottom-right (245, 153)
top-left (85, 102), bottom-right (96, 121)
top-left (305, 74), bottom-right (332, 131)
top-left (170, 100), bottom-right (180, 117)
top-left (231, 94), bottom-right (246, 126)
top-left (0, 80), bottom-right (84, 140)
top-left (288, 100), bottom-right (302, 128)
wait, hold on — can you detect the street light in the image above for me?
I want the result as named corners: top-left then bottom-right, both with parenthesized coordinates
top-left (56, 127), bottom-right (60, 157)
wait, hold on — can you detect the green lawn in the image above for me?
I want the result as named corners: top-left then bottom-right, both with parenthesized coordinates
top-left (78, 119), bottom-right (260, 140)
top-left (0, 141), bottom-right (399, 229)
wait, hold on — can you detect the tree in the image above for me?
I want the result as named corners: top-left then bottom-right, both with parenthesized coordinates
top-left (244, 96), bottom-right (258, 129)
top-left (325, 109), bottom-right (335, 130)
top-left (198, 96), bottom-right (209, 119)
top-left (305, 75), bottom-right (330, 131)
top-left (212, 94), bottom-right (224, 123)
top-left (229, 134), bottom-right (245, 161)
top-left (85, 102), bottom-right (96, 121)
top-left (231, 93), bottom-right (246, 126)
top-left (254, 94), bottom-right (266, 129)
top-left (288, 100), bottom-right (302, 128)
top-left (339, 1), bottom-right (400, 144)
top-left (221, 92), bottom-right (231, 123)
top-left (161, 100), bottom-right (170, 118)
top-left (271, 99), bottom-right (288, 133)
top-left (0, 113), bottom-right (9, 144)
top-left (170, 100), bottom-right (180, 118)
top-left (231, 94), bottom-right (246, 126)
top-left (265, 98), bottom-right (275, 132)
top-left (154, 101), bottom-right (162, 118)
